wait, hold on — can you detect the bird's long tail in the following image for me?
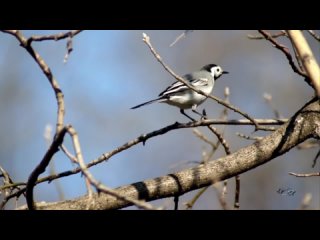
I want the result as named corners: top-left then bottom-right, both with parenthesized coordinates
top-left (130, 97), bottom-right (162, 109)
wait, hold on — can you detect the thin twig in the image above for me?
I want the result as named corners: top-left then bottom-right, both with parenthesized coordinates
top-left (26, 126), bottom-right (68, 210)
top-left (236, 132), bottom-right (263, 141)
top-left (206, 125), bottom-right (237, 208)
top-left (0, 189), bottom-right (25, 209)
top-left (44, 124), bottom-right (65, 201)
top-left (185, 186), bottom-right (208, 209)
top-left (189, 129), bottom-right (228, 208)
top-left (289, 172), bottom-right (320, 177)
top-left (60, 145), bottom-right (78, 163)
top-left (174, 195), bottom-right (179, 210)
top-left (28, 30), bottom-right (82, 63)
top-left (63, 36), bottom-right (74, 63)
top-left (312, 149), bottom-right (320, 168)
top-left (263, 93), bottom-right (282, 119)
top-left (0, 165), bottom-right (13, 187)
top-left (0, 165), bottom-right (14, 209)
top-left (28, 30), bottom-right (82, 42)
top-left (234, 175), bottom-right (240, 209)
top-left (170, 30), bottom-right (193, 47)
top-left (0, 182), bottom-right (26, 191)
top-left (307, 30), bottom-right (320, 41)
top-left (193, 129), bottom-right (216, 148)
top-left (142, 32), bottom-right (265, 131)
top-left (206, 126), bottom-right (231, 155)
top-left (61, 128), bottom-right (94, 204)
top-left (212, 183), bottom-right (230, 210)
top-left (248, 31), bottom-right (287, 39)
top-left (222, 180), bottom-right (228, 204)
top-left (65, 126), bottom-right (158, 210)
top-left (291, 42), bottom-right (305, 72)
top-left (205, 122), bottom-right (241, 209)
top-left (258, 30), bottom-right (307, 78)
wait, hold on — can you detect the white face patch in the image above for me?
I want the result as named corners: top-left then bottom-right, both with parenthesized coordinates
top-left (210, 66), bottom-right (221, 78)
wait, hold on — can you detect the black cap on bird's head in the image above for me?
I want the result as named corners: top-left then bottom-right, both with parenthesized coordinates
top-left (202, 64), bottom-right (218, 72)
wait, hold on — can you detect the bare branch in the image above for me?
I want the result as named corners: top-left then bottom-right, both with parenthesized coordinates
top-left (263, 93), bottom-right (282, 119)
top-left (170, 30), bottom-right (193, 47)
top-left (234, 175), bottom-right (240, 209)
top-left (0, 30), bottom-right (83, 209)
top-left (0, 182), bottom-right (26, 192)
top-left (258, 30), bottom-right (307, 78)
top-left (65, 126), bottom-right (159, 210)
top-left (44, 124), bottom-right (64, 201)
top-left (287, 30), bottom-right (320, 97)
top-left (0, 165), bottom-right (14, 209)
top-left (193, 129), bottom-right (216, 148)
top-left (185, 186), bottom-right (208, 209)
top-left (213, 183), bottom-right (230, 210)
top-left (63, 35), bottom-right (74, 63)
top-left (307, 30), bottom-right (320, 41)
top-left (205, 123), bottom-right (241, 209)
top-left (28, 30), bottom-right (83, 42)
top-left (1, 30), bottom-right (65, 134)
top-left (248, 31), bottom-right (287, 39)
top-left (236, 132), bottom-right (263, 141)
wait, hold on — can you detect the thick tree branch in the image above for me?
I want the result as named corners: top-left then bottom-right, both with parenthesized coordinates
top-left (287, 30), bottom-right (320, 97)
top-left (21, 98), bottom-right (319, 210)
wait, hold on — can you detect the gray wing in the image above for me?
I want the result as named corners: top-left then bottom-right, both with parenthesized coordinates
top-left (158, 74), bottom-right (209, 97)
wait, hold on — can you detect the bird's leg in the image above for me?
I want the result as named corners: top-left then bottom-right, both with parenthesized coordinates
top-left (180, 109), bottom-right (195, 121)
top-left (201, 109), bottom-right (208, 120)
top-left (191, 105), bottom-right (205, 119)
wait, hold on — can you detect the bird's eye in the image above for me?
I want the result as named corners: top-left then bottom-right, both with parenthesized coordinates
top-left (216, 68), bottom-right (220, 72)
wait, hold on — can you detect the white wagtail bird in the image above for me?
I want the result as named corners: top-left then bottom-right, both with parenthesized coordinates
top-left (131, 64), bottom-right (229, 120)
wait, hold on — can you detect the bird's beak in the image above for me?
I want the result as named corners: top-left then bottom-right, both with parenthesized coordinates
top-left (223, 71), bottom-right (229, 74)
